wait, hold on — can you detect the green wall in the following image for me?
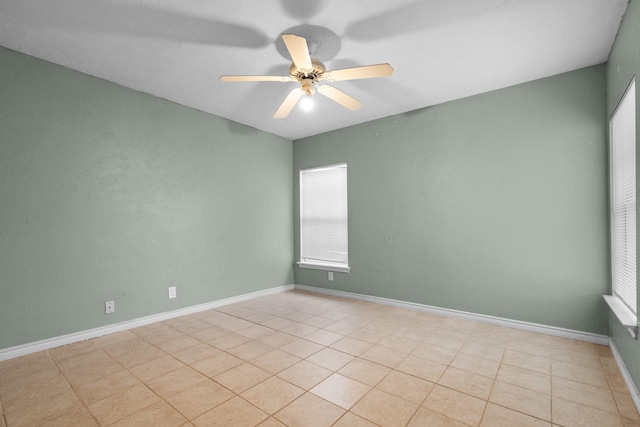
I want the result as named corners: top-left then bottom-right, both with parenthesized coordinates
top-left (607, 0), bottom-right (640, 394)
top-left (0, 47), bottom-right (293, 350)
top-left (0, 16), bottom-right (622, 358)
top-left (294, 65), bottom-right (609, 334)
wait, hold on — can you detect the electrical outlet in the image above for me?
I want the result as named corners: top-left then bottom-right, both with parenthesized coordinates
top-left (328, 271), bottom-right (334, 281)
top-left (105, 300), bottom-right (115, 314)
top-left (168, 286), bottom-right (177, 299)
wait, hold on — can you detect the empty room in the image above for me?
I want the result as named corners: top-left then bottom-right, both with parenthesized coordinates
top-left (1, 0), bottom-right (640, 426)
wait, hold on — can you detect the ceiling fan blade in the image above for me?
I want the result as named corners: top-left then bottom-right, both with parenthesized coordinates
top-left (274, 88), bottom-right (303, 118)
top-left (220, 75), bottom-right (293, 82)
top-left (322, 63), bottom-right (394, 82)
top-left (282, 34), bottom-right (313, 71)
top-left (317, 85), bottom-right (362, 111)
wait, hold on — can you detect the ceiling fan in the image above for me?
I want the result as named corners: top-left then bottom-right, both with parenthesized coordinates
top-left (220, 34), bottom-right (393, 118)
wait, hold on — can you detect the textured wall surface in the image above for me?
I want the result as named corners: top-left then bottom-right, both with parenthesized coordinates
top-left (607, 0), bottom-right (640, 394)
top-left (294, 65), bottom-right (609, 334)
top-left (0, 47), bottom-right (293, 349)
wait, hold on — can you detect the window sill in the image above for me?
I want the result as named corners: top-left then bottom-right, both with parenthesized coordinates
top-left (297, 261), bottom-right (350, 273)
top-left (603, 295), bottom-right (638, 339)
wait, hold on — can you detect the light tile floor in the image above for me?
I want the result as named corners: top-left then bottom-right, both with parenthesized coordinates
top-left (1, 290), bottom-right (639, 426)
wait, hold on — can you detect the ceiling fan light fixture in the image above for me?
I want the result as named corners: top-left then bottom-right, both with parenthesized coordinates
top-left (299, 95), bottom-right (314, 111)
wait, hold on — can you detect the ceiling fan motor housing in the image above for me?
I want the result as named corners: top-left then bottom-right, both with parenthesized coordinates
top-left (289, 58), bottom-right (326, 84)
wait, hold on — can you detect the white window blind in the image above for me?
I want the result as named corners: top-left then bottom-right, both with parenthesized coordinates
top-left (299, 163), bottom-right (349, 270)
top-left (611, 79), bottom-right (637, 315)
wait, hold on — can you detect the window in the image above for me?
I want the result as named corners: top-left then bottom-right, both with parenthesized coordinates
top-left (608, 78), bottom-right (637, 335)
top-left (299, 163), bottom-right (349, 272)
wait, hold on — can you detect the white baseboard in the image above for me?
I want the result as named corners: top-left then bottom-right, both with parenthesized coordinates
top-left (294, 284), bottom-right (610, 346)
top-left (608, 338), bottom-right (640, 414)
top-left (0, 284), bottom-right (294, 361)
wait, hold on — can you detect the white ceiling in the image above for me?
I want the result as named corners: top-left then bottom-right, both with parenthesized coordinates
top-left (0, 0), bottom-right (628, 140)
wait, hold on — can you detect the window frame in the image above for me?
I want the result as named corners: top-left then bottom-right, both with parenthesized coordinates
top-left (606, 77), bottom-right (638, 338)
top-left (298, 163), bottom-right (350, 273)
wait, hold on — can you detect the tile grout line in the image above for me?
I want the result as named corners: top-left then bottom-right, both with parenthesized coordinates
top-left (112, 314), bottom-right (255, 424)
top-left (600, 350), bottom-right (634, 422)
top-left (476, 340), bottom-right (505, 426)
top-left (45, 349), bottom-right (103, 427)
top-left (91, 321), bottom-right (211, 425)
top-left (125, 306), bottom-right (337, 424)
top-left (0, 397), bottom-right (6, 427)
top-left (131, 317), bottom-right (269, 425)
top-left (548, 340), bottom-right (555, 425)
